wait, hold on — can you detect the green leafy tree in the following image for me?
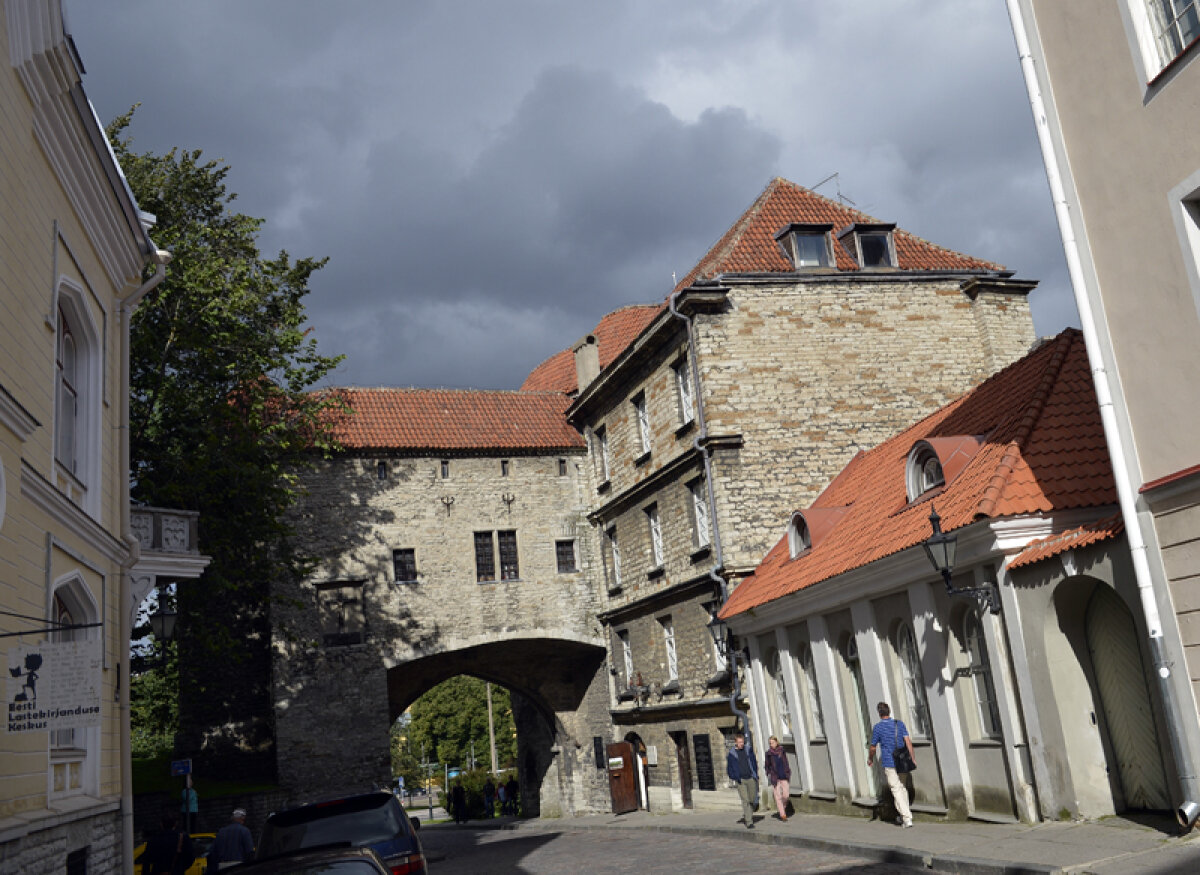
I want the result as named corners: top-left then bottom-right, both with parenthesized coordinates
top-left (130, 642), bottom-right (178, 759)
top-left (407, 677), bottom-right (517, 775)
top-left (110, 108), bottom-right (343, 776)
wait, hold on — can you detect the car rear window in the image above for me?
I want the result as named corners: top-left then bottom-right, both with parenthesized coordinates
top-left (259, 797), bottom-right (407, 856)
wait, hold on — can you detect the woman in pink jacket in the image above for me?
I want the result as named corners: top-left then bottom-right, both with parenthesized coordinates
top-left (764, 735), bottom-right (791, 822)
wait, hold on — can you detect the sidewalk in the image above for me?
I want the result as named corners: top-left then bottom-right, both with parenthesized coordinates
top-left (508, 807), bottom-right (1200, 874)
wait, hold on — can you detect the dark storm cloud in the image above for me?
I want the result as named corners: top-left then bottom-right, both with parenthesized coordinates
top-left (65, 0), bottom-right (1076, 390)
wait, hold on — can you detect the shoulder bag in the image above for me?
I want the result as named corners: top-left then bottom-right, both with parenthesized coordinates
top-left (893, 720), bottom-right (916, 773)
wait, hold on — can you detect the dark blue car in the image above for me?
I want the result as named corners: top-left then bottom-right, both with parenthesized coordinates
top-left (256, 791), bottom-right (426, 874)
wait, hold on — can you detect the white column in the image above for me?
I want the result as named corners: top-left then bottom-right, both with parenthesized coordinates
top-left (851, 601), bottom-right (890, 710)
top-left (809, 615), bottom-right (855, 797)
top-left (775, 625), bottom-right (812, 790)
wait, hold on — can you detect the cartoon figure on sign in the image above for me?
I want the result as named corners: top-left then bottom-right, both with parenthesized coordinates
top-left (10, 653), bottom-right (43, 704)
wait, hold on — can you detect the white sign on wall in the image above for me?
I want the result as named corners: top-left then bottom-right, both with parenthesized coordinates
top-left (6, 639), bottom-right (102, 733)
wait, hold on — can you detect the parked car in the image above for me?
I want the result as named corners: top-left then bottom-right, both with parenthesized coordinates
top-left (133, 831), bottom-right (214, 875)
top-left (231, 843), bottom-right (391, 874)
top-left (256, 791), bottom-right (426, 875)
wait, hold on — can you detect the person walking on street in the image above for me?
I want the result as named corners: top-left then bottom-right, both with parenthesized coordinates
top-left (451, 781), bottom-right (467, 823)
top-left (497, 781), bottom-right (508, 814)
top-left (505, 776), bottom-right (519, 815)
top-left (180, 783), bottom-right (198, 833)
top-left (725, 732), bottom-right (759, 829)
top-left (208, 808), bottom-right (254, 870)
top-left (483, 777), bottom-right (496, 818)
top-left (868, 702), bottom-right (915, 828)
top-left (764, 735), bottom-right (791, 822)
top-left (142, 813), bottom-right (195, 875)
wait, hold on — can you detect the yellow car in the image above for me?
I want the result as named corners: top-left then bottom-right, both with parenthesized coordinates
top-left (133, 832), bottom-right (215, 875)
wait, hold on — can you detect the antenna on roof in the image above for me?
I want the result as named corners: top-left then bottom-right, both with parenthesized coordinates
top-left (809, 172), bottom-right (855, 207)
top-left (672, 271), bottom-right (677, 286)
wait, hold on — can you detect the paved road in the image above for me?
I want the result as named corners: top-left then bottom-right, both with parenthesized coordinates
top-left (420, 822), bottom-right (925, 874)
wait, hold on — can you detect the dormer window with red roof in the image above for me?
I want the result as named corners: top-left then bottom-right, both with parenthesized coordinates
top-left (774, 223), bottom-right (835, 269)
top-left (788, 512), bottom-right (812, 559)
top-left (839, 223), bottom-right (897, 269)
top-left (906, 441), bottom-right (945, 502)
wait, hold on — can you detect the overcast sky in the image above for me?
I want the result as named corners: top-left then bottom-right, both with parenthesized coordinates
top-left (65, 0), bottom-right (1076, 391)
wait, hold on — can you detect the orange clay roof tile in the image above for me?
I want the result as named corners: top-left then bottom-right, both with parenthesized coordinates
top-left (520, 304), bottom-right (664, 393)
top-left (674, 177), bottom-right (1002, 292)
top-left (319, 387), bottom-right (584, 451)
top-left (721, 329), bottom-right (1115, 619)
top-left (1008, 514), bottom-right (1124, 569)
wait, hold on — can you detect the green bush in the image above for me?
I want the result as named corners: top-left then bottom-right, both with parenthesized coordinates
top-left (438, 768), bottom-right (517, 819)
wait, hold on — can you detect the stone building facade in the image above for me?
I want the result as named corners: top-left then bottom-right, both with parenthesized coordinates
top-left (274, 389), bottom-right (614, 815)
top-left (561, 178), bottom-right (1037, 813)
top-left (279, 178), bottom-right (1037, 818)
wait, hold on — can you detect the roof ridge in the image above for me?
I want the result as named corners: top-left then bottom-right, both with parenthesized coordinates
top-left (322, 386), bottom-right (568, 397)
top-left (974, 332), bottom-right (1076, 520)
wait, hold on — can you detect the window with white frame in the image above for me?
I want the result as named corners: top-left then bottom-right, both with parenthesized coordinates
top-left (705, 602), bottom-right (725, 671)
top-left (839, 223), bottom-right (897, 269)
top-left (646, 503), bottom-right (663, 568)
top-left (618, 629), bottom-right (634, 686)
top-left (905, 440), bottom-right (945, 502)
top-left (690, 478), bottom-right (711, 549)
top-left (633, 394), bottom-right (650, 456)
top-left (53, 283), bottom-right (99, 512)
top-left (788, 512), bottom-right (811, 558)
top-left (775, 223), bottom-right (834, 269)
top-left (963, 612), bottom-right (1002, 738)
top-left (894, 623), bottom-right (931, 738)
top-left (674, 357), bottom-right (695, 425)
top-left (606, 526), bottom-right (621, 589)
top-left (660, 617), bottom-right (678, 681)
top-left (798, 644), bottom-right (826, 738)
top-left (49, 575), bottom-right (98, 799)
top-left (56, 305), bottom-right (78, 473)
top-left (595, 426), bottom-right (610, 482)
top-left (768, 648), bottom-right (793, 737)
top-left (1149, 0), bottom-right (1200, 66)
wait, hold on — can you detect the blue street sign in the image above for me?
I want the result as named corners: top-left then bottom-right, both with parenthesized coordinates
top-left (447, 768), bottom-right (461, 779)
top-left (170, 758), bottom-right (192, 776)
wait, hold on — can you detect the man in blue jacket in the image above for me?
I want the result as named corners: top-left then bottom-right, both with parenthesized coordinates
top-left (725, 732), bottom-right (759, 828)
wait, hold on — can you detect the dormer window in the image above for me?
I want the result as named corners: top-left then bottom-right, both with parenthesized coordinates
top-left (775, 223), bottom-right (834, 269)
top-left (788, 512), bottom-right (812, 558)
top-left (839, 223), bottom-right (897, 269)
top-left (906, 440), bottom-right (946, 501)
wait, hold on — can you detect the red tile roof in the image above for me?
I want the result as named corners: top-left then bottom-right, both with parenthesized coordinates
top-left (674, 177), bottom-right (1003, 292)
top-left (721, 329), bottom-right (1115, 619)
top-left (1008, 514), bottom-right (1124, 569)
top-left (520, 304), bottom-right (664, 393)
top-left (320, 388), bottom-right (584, 451)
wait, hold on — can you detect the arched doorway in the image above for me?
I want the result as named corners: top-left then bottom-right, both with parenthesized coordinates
top-left (1084, 586), bottom-right (1170, 811)
top-left (838, 634), bottom-right (877, 798)
top-left (624, 732), bottom-right (650, 810)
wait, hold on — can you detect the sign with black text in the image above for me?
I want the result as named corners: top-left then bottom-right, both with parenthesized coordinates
top-left (6, 640), bottom-right (102, 734)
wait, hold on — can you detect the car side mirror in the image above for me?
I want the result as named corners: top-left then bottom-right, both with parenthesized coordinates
top-left (410, 816), bottom-right (421, 832)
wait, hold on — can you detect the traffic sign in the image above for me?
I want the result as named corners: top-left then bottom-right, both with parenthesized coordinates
top-left (170, 758), bottom-right (192, 776)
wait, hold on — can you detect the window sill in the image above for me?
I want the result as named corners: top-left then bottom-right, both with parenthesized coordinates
top-left (646, 566), bottom-right (665, 580)
top-left (675, 419), bottom-right (696, 439)
top-left (597, 479), bottom-right (611, 494)
top-left (634, 451), bottom-right (651, 467)
top-left (616, 689), bottom-right (638, 702)
top-left (661, 679), bottom-right (682, 696)
top-left (557, 567), bottom-right (579, 575)
top-left (689, 545), bottom-right (711, 563)
top-left (479, 578), bottom-right (524, 585)
top-left (967, 737), bottom-right (1004, 749)
top-left (393, 579), bottom-right (419, 585)
top-left (705, 670), bottom-right (730, 689)
top-left (607, 584), bottom-right (623, 597)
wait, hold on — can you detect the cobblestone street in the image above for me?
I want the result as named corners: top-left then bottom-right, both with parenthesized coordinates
top-left (421, 823), bottom-right (924, 874)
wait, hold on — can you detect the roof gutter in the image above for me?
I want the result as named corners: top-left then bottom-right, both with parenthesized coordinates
top-left (1008, 0), bottom-right (1200, 828)
top-left (668, 288), bottom-right (752, 736)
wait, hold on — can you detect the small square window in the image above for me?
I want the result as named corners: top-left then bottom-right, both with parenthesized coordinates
top-left (558, 458), bottom-right (568, 476)
top-left (393, 548), bottom-right (417, 583)
top-left (774, 223), bottom-right (834, 269)
top-left (555, 539), bottom-right (578, 573)
top-left (501, 460), bottom-right (510, 477)
top-left (440, 460), bottom-right (450, 479)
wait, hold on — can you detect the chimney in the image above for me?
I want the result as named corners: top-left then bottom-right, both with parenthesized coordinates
top-left (572, 334), bottom-right (600, 393)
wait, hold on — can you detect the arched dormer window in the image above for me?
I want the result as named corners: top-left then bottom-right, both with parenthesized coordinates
top-left (906, 441), bottom-right (945, 501)
top-left (788, 512), bottom-right (811, 558)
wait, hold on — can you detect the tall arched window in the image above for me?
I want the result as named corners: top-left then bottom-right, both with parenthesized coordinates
top-left (894, 623), bottom-right (931, 738)
top-left (765, 648), bottom-right (792, 737)
top-left (49, 574), bottom-right (99, 798)
top-left (963, 612), bottom-right (1002, 738)
top-left (797, 644), bottom-right (825, 738)
top-left (55, 305), bottom-right (78, 472)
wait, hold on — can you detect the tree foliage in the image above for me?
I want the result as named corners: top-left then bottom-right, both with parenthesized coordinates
top-left (110, 108), bottom-right (343, 772)
top-left (406, 677), bottom-right (517, 775)
top-left (130, 643), bottom-right (178, 759)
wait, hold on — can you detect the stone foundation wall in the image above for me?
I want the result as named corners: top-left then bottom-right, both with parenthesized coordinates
top-left (0, 805), bottom-right (120, 875)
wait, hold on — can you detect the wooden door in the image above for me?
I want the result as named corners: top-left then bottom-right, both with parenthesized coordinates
top-left (1086, 587), bottom-right (1170, 810)
top-left (607, 742), bottom-right (638, 814)
top-left (672, 732), bottom-right (694, 809)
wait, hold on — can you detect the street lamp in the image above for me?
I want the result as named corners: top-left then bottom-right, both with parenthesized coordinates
top-left (922, 507), bottom-right (1000, 614)
top-left (705, 612), bottom-right (733, 688)
top-left (147, 584), bottom-right (178, 642)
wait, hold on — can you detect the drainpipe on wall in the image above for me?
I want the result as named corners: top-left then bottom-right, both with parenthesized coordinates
top-left (1008, 0), bottom-right (1200, 828)
top-left (118, 249), bottom-right (170, 870)
top-left (667, 289), bottom-right (753, 739)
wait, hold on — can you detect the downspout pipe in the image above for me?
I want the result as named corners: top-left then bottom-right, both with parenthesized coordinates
top-left (118, 247), bottom-right (170, 870)
top-left (668, 289), bottom-right (753, 739)
top-left (1008, 0), bottom-right (1200, 828)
